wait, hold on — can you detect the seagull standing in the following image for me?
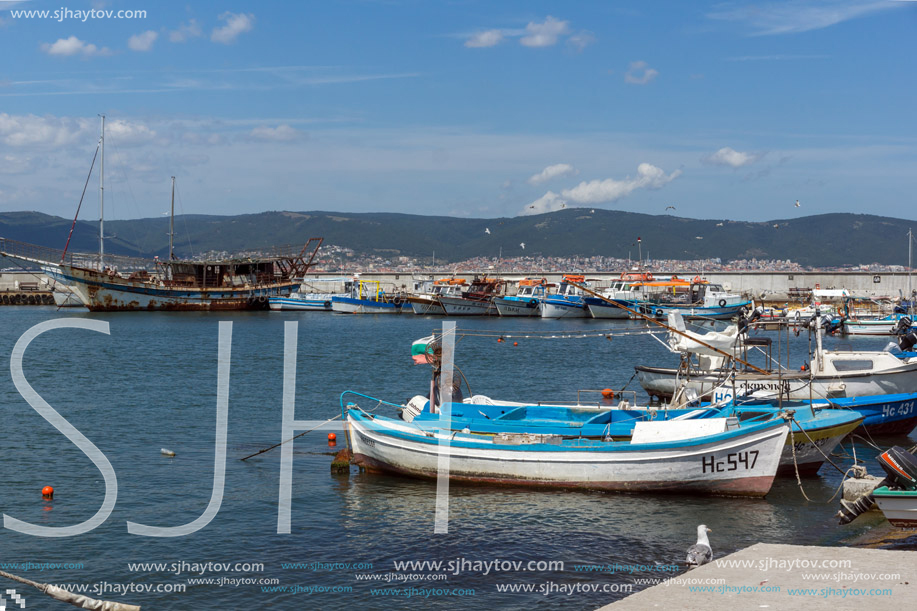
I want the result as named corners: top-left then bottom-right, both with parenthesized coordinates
top-left (686, 524), bottom-right (713, 568)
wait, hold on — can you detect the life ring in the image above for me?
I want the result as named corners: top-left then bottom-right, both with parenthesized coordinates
top-left (258, 295), bottom-right (267, 304)
top-left (529, 299), bottom-right (538, 306)
top-left (392, 296), bottom-right (403, 306)
top-left (323, 300), bottom-right (331, 308)
top-left (718, 299), bottom-right (727, 308)
top-left (655, 309), bottom-right (663, 317)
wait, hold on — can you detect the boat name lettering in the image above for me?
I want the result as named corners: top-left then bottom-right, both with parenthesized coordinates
top-left (701, 450), bottom-right (758, 473)
top-left (881, 401), bottom-right (914, 419)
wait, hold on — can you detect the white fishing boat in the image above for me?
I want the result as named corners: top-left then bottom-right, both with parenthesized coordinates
top-left (436, 276), bottom-right (503, 316)
top-left (493, 278), bottom-right (548, 317)
top-left (345, 405), bottom-right (789, 497)
top-left (331, 279), bottom-right (406, 314)
top-left (52, 285), bottom-right (84, 307)
top-left (407, 278), bottom-right (466, 315)
top-left (541, 275), bottom-right (591, 318)
top-left (269, 277), bottom-right (352, 311)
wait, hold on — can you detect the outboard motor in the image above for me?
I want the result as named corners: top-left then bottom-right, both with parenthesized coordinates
top-left (837, 446), bottom-right (917, 524)
top-left (894, 317), bottom-right (916, 351)
top-left (737, 305), bottom-right (763, 334)
top-left (823, 316), bottom-right (845, 335)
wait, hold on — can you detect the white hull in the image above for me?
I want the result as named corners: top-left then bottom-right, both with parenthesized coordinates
top-left (410, 299), bottom-right (445, 315)
top-left (541, 301), bottom-right (588, 318)
top-left (348, 413), bottom-right (787, 496)
top-left (331, 300), bottom-right (403, 314)
top-left (874, 492), bottom-right (917, 527)
top-left (52, 289), bottom-right (85, 307)
top-left (587, 302), bottom-right (632, 319)
top-left (438, 296), bottom-right (497, 316)
top-left (637, 364), bottom-right (917, 401)
top-left (494, 297), bottom-right (541, 317)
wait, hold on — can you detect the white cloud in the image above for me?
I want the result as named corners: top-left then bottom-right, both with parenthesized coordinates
top-left (40, 36), bottom-right (112, 57)
top-left (527, 163), bottom-right (578, 185)
top-left (128, 30), bottom-right (158, 52)
top-left (0, 113), bottom-right (92, 147)
top-left (703, 146), bottom-right (762, 168)
top-left (465, 29), bottom-right (504, 48)
top-left (105, 119), bottom-right (157, 145)
top-left (567, 30), bottom-right (595, 52)
top-left (170, 19), bottom-right (203, 43)
top-left (211, 12), bottom-right (255, 45)
top-left (520, 16), bottom-right (570, 47)
top-left (708, 0), bottom-right (899, 36)
top-left (524, 191), bottom-right (565, 215)
top-left (624, 61), bottom-right (658, 85)
top-left (248, 124), bottom-right (303, 142)
top-left (522, 163), bottom-right (681, 215)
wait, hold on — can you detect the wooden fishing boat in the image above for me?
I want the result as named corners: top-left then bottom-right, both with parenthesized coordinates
top-left (344, 403), bottom-right (788, 496)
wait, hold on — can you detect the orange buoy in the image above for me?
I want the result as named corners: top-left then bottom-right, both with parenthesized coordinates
top-left (328, 433), bottom-right (337, 442)
top-left (513, 342), bottom-right (518, 346)
top-left (800, 364), bottom-right (807, 371)
top-left (497, 337), bottom-right (504, 343)
top-left (42, 486), bottom-right (54, 499)
top-left (601, 388), bottom-right (615, 399)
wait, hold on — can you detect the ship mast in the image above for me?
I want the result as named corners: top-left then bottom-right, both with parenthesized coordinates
top-left (909, 228), bottom-right (913, 316)
top-left (169, 176), bottom-right (176, 260)
top-left (98, 114), bottom-right (105, 270)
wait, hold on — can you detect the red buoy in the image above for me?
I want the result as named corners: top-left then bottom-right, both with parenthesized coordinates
top-left (601, 388), bottom-right (615, 399)
top-left (328, 433), bottom-right (337, 442)
top-left (513, 342), bottom-right (518, 346)
top-left (42, 486), bottom-right (54, 500)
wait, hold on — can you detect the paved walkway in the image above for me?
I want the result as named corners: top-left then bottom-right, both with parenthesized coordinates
top-left (599, 542), bottom-right (915, 610)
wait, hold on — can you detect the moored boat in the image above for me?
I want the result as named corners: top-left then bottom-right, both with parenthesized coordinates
top-left (437, 276), bottom-right (503, 316)
top-left (493, 278), bottom-right (548, 317)
top-left (541, 275), bottom-right (591, 318)
top-left (344, 401), bottom-right (789, 497)
top-left (331, 279), bottom-right (406, 314)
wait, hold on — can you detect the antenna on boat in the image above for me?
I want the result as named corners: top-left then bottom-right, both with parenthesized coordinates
top-left (98, 114), bottom-right (105, 270)
top-left (169, 176), bottom-right (176, 261)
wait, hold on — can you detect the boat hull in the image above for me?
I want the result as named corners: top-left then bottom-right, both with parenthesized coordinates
top-left (408, 297), bottom-right (445, 315)
top-left (541, 299), bottom-right (589, 318)
top-left (331, 296), bottom-right (404, 314)
top-left (493, 297), bottom-right (541, 317)
top-left (636, 364), bottom-right (917, 403)
top-left (268, 296), bottom-right (333, 311)
top-left (347, 412), bottom-right (787, 497)
top-left (873, 488), bottom-right (917, 527)
top-left (52, 265), bottom-right (292, 311)
top-left (643, 302), bottom-right (752, 320)
top-left (585, 298), bottom-right (633, 319)
top-left (438, 296), bottom-right (497, 316)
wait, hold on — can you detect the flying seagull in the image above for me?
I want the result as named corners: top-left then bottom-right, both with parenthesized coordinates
top-left (716, 222), bottom-right (724, 226)
top-left (695, 236), bottom-right (703, 240)
top-left (773, 223), bottom-right (780, 228)
top-left (560, 203), bottom-right (566, 209)
top-left (686, 524), bottom-right (713, 568)
top-left (795, 200), bottom-right (800, 207)
top-left (590, 209), bottom-right (595, 213)
top-left (520, 242), bottom-right (525, 250)
top-left (666, 205), bottom-right (676, 211)
top-left (485, 228), bottom-right (491, 234)
top-left (529, 205), bottom-right (536, 209)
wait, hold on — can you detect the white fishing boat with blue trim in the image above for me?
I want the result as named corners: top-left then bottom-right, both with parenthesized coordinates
top-left (269, 277), bottom-right (352, 311)
top-left (344, 399), bottom-right (789, 497)
top-left (493, 278), bottom-right (548, 317)
top-left (331, 279), bottom-right (407, 314)
top-left (541, 275), bottom-right (591, 318)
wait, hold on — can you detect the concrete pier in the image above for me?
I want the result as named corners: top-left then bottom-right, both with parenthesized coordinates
top-left (599, 542), bottom-right (914, 610)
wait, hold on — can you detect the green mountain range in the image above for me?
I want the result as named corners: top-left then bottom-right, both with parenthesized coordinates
top-left (1, 209), bottom-right (913, 267)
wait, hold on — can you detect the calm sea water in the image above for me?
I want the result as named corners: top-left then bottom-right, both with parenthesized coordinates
top-left (0, 307), bottom-right (912, 609)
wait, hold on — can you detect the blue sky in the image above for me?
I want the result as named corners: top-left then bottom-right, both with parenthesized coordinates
top-left (0, 0), bottom-right (915, 221)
